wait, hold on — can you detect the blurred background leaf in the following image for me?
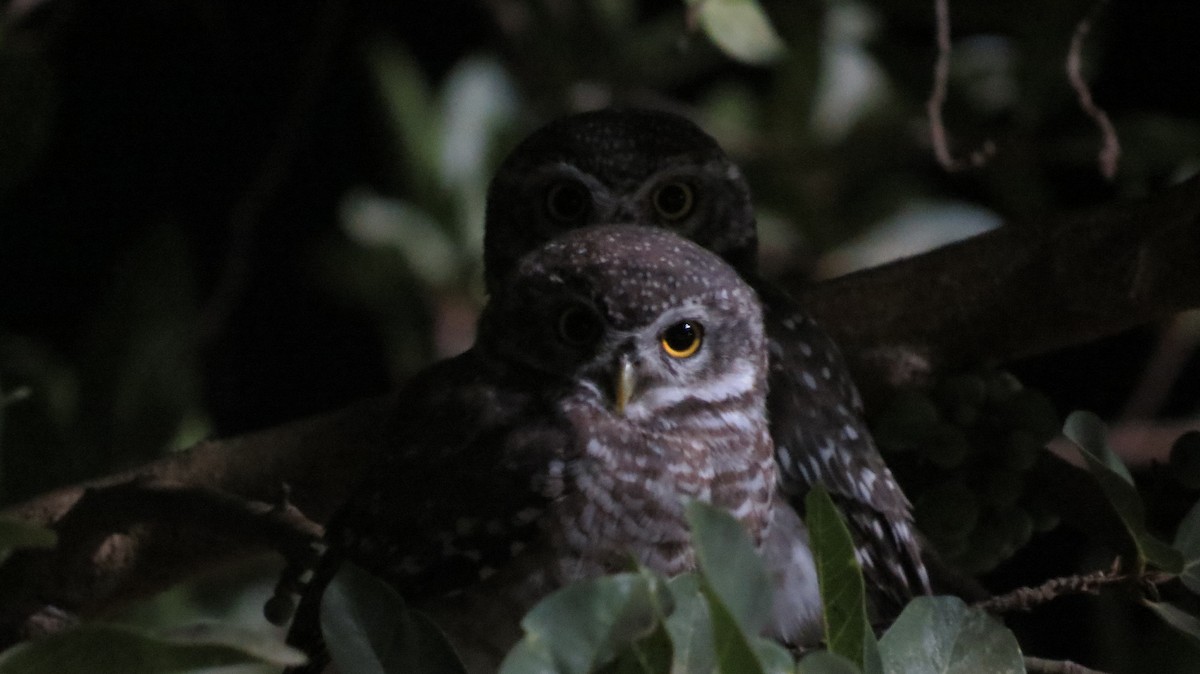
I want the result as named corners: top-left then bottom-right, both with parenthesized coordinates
top-left (0, 622), bottom-right (304, 674)
top-left (321, 561), bottom-right (466, 674)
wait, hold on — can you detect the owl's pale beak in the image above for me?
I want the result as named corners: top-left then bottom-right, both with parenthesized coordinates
top-left (613, 355), bottom-right (636, 416)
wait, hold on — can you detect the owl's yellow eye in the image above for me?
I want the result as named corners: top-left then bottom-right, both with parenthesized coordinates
top-left (545, 179), bottom-right (591, 222)
top-left (660, 321), bottom-right (703, 358)
top-left (652, 181), bottom-right (694, 221)
top-left (557, 305), bottom-right (602, 346)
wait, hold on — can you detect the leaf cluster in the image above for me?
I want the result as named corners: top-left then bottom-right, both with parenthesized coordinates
top-left (316, 498), bottom-right (1023, 674)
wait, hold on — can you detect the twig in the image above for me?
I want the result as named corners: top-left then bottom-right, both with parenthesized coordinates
top-left (975, 560), bottom-right (1172, 615)
top-left (1025, 656), bottom-right (1110, 674)
top-left (976, 567), bottom-right (1122, 614)
top-left (926, 0), bottom-right (996, 171)
top-left (1066, 0), bottom-right (1120, 180)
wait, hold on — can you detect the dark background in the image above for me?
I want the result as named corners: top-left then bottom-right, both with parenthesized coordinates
top-left (1, 0), bottom-right (1199, 670)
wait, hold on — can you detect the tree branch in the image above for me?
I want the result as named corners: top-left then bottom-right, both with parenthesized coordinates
top-left (1, 479), bottom-right (324, 642)
top-left (0, 394), bottom-right (393, 646)
top-left (797, 175), bottom-right (1200, 395)
top-left (972, 562), bottom-right (1169, 615)
top-left (1024, 656), bottom-right (1109, 674)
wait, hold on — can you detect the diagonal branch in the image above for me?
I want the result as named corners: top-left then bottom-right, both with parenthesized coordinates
top-left (0, 480), bottom-right (325, 645)
top-left (796, 175), bottom-right (1200, 396)
top-left (0, 394), bottom-right (393, 647)
top-left (1, 178), bottom-right (1199, 644)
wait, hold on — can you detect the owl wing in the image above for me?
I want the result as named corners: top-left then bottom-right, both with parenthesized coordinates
top-left (752, 281), bottom-right (930, 610)
top-left (286, 348), bottom-right (562, 672)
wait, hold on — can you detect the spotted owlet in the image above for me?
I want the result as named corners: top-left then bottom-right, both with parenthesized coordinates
top-left (286, 225), bottom-right (786, 672)
top-left (483, 108), bottom-right (930, 617)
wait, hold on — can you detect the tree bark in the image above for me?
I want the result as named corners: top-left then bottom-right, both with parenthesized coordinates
top-left (0, 394), bottom-right (394, 645)
top-left (799, 175), bottom-right (1200, 393)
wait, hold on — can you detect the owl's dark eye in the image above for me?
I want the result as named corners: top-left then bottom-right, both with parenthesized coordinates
top-left (660, 321), bottom-right (703, 358)
top-left (557, 306), bottom-right (603, 346)
top-left (652, 181), bottom-right (695, 221)
top-left (545, 180), bottom-right (591, 223)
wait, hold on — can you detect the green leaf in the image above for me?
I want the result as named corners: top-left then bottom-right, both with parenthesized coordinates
top-left (499, 639), bottom-right (558, 674)
top-left (686, 0), bottom-right (787, 65)
top-left (861, 629), bottom-right (882, 674)
top-left (0, 623), bottom-right (305, 673)
top-left (664, 574), bottom-right (716, 674)
top-left (751, 637), bottom-right (797, 674)
top-left (1063, 410), bottom-right (1133, 483)
top-left (805, 485), bottom-right (869, 669)
top-left (701, 583), bottom-right (766, 674)
top-left (321, 561), bottom-right (467, 674)
top-left (1175, 499), bottom-right (1200, 594)
top-left (366, 39), bottom-right (444, 209)
top-left (685, 501), bottom-right (795, 673)
top-left (436, 56), bottom-right (518, 250)
top-left (500, 571), bottom-right (668, 674)
top-left (878, 597), bottom-right (1023, 674)
top-left (0, 517), bottom-right (57, 551)
top-left (1061, 411), bottom-right (1184, 573)
top-left (437, 56), bottom-right (517, 190)
top-left (685, 500), bottom-right (773, 635)
top-left (1144, 601), bottom-right (1200, 649)
top-left (600, 621), bottom-right (673, 674)
top-left (339, 190), bottom-right (461, 287)
top-left (0, 517), bottom-right (56, 566)
top-left (797, 651), bottom-right (862, 674)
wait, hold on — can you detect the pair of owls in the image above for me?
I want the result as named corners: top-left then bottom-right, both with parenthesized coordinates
top-left (286, 109), bottom-right (928, 672)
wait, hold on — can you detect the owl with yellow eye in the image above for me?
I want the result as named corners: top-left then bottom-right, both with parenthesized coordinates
top-left (286, 225), bottom-right (780, 673)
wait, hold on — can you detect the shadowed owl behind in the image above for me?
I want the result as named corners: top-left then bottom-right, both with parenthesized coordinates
top-left (484, 108), bottom-right (930, 614)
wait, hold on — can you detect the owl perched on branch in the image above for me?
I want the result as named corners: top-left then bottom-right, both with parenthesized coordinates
top-left (287, 225), bottom-right (792, 672)
top-left (484, 108), bottom-right (929, 613)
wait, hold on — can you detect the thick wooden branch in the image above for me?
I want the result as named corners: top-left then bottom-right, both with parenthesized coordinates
top-left (2, 178), bottom-right (1199, 644)
top-left (798, 175), bottom-right (1200, 391)
top-left (0, 394), bottom-right (394, 646)
top-left (0, 481), bottom-right (324, 637)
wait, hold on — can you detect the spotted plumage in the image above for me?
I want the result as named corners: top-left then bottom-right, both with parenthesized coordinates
top-left (286, 225), bottom-right (779, 672)
top-left (484, 108), bottom-right (930, 619)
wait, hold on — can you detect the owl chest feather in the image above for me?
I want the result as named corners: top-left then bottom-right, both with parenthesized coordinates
top-left (543, 398), bottom-right (774, 582)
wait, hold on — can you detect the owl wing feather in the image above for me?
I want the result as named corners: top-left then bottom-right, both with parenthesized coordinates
top-left (286, 348), bottom-right (562, 672)
top-left (753, 281), bottom-right (930, 609)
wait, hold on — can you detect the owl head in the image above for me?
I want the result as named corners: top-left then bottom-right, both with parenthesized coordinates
top-left (478, 224), bottom-right (765, 425)
top-left (483, 108), bottom-right (757, 296)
